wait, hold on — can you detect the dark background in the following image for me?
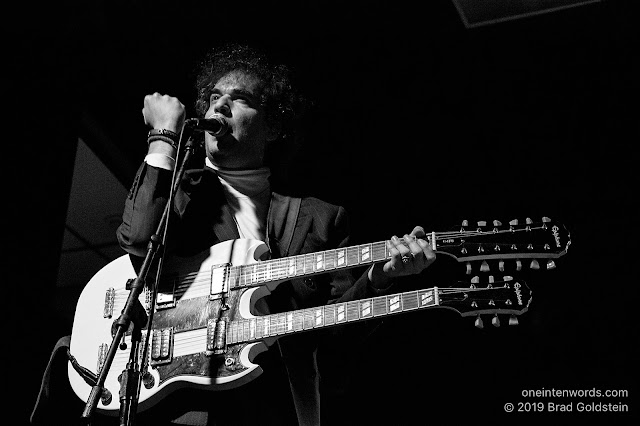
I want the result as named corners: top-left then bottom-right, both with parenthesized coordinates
top-left (7, 0), bottom-right (637, 425)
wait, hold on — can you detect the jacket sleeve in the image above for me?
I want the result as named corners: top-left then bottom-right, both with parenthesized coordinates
top-left (116, 162), bottom-right (175, 258)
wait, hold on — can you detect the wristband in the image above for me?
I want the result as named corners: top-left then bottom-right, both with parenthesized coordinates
top-left (147, 135), bottom-right (178, 150)
top-left (148, 128), bottom-right (179, 140)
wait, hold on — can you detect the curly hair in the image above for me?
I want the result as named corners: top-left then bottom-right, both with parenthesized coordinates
top-left (194, 43), bottom-right (303, 139)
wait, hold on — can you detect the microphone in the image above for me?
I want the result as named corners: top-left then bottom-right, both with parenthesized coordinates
top-left (184, 114), bottom-right (229, 136)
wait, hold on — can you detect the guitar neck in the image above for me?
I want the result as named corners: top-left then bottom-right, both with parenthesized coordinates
top-left (230, 239), bottom-right (400, 290)
top-left (227, 287), bottom-right (442, 345)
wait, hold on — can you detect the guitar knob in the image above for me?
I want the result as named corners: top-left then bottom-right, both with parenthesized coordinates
top-left (509, 219), bottom-right (518, 226)
top-left (493, 220), bottom-right (502, 227)
top-left (471, 276), bottom-right (480, 286)
top-left (526, 217), bottom-right (533, 225)
top-left (480, 260), bottom-right (490, 272)
top-left (509, 315), bottom-right (519, 326)
top-left (477, 221), bottom-right (487, 227)
top-left (462, 219), bottom-right (469, 227)
top-left (142, 371), bottom-right (155, 389)
top-left (542, 216), bottom-right (551, 223)
top-left (498, 260), bottom-right (505, 271)
top-left (488, 275), bottom-right (494, 284)
top-left (466, 262), bottom-right (472, 274)
top-left (516, 260), bottom-right (522, 271)
top-left (492, 314), bottom-right (500, 327)
top-left (530, 259), bottom-right (540, 270)
top-left (546, 260), bottom-right (556, 270)
top-left (475, 315), bottom-right (484, 329)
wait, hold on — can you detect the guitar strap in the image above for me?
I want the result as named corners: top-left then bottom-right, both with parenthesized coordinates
top-left (267, 192), bottom-right (301, 258)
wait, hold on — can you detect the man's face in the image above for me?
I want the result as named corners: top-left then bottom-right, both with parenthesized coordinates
top-left (204, 70), bottom-right (275, 169)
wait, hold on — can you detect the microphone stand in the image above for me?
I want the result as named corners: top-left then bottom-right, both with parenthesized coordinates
top-left (81, 130), bottom-right (201, 425)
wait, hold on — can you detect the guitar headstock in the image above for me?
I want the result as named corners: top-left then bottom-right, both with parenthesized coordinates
top-left (438, 276), bottom-right (532, 328)
top-left (433, 217), bottom-right (570, 273)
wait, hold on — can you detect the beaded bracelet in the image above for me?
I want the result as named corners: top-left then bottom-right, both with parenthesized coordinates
top-left (147, 135), bottom-right (178, 150)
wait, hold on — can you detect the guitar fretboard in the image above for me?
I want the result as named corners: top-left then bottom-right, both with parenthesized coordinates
top-left (223, 287), bottom-right (440, 345)
top-left (229, 241), bottom-right (391, 289)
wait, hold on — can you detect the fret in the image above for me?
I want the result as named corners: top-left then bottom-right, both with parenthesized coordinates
top-left (230, 320), bottom-right (238, 344)
top-left (255, 318), bottom-right (264, 339)
top-left (227, 266), bottom-right (238, 289)
top-left (237, 265), bottom-right (247, 287)
top-left (285, 312), bottom-right (294, 333)
top-left (371, 241), bottom-right (388, 262)
top-left (304, 254), bottom-right (315, 275)
top-left (359, 299), bottom-right (373, 318)
top-left (226, 321), bottom-right (234, 345)
top-left (324, 250), bottom-right (336, 270)
top-left (303, 308), bottom-right (315, 330)
top-left (336, 248), bottom-right (347, 268)
top-left (402, 291), bottom-right (419, 310)
top-left (277, 258), bottom-right (288, 279)
top-left (274, 313), bottom-right (286, 335)
top-left (249, 318), bottom-right (256, 340)
top-left (293, 311), bottom-right (304, 332)
top-left (335, 303), bottom-right (347, 323)
top-left (262, 316), bottom-right (270, 337)
top-left (418, 289), bottom-right (436, 308)
top-left (314, 253), bottom-right (325, 272)
top-left (295, 255), bottom-right (305, 276)
top-left (346, 246), bottom-right (359, 266)
top-left (372, 296), bottom-right (387, 316)
top-left (387, 294), bottom-right (402, 314)
top-left (288, 257), bottom-right (297, 277)
top-left (324, 304), bottom-right (336, 325)
top-left (243, 320), bottom-right (250, 341)
top-left (256, 262), bottom-right (266, 283)
top-left (359, 243), bottom-right (372, 264)
top-left (314, 307), bottom-right (324, 327)
top-left (346, 301), bottom-right (359, 321)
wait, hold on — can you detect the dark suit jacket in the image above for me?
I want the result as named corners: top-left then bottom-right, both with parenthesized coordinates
top-left (115, 162), bottom-right (390, 425)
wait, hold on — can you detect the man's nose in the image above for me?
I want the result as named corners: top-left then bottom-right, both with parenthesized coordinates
top-left (213, 95), bottom-right (232, 116)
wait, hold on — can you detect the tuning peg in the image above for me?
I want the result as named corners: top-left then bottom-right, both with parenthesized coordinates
top-left (530, 259), bottom-right (540, 270)
top-left (516, 260), bottom-right (522, 271)
top-left (508, 315), bottom-right (519, 326)
top-left (480, 260), bottom-right (490, 272)
top-left (499, 260), bottom-right (505, 271)
top-left (492, 314), bottom-right (500, 327)
top-left (546, 260), bottom-right (556, 270)
top-left (466, 262), bottom-right (472, 275)
top-left (475, 315), bottom-right (484, 329)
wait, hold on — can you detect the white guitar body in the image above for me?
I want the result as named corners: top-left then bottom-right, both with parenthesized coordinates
top-left (69, 239), bottom-right (279, 415)
top-left (68, 218), bottom-right (568, 415)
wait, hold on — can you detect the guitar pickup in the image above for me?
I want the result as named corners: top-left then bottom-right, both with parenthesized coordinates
top-left (150, 328), bottom-right (174, 366)
top-left (210, 263), bottom-right (231, 300)
top-left (206, 318), bottom-right (227, 356)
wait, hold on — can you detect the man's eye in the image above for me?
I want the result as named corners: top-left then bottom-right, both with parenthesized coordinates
top-left (210, 94), bottom-right (221, 102)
